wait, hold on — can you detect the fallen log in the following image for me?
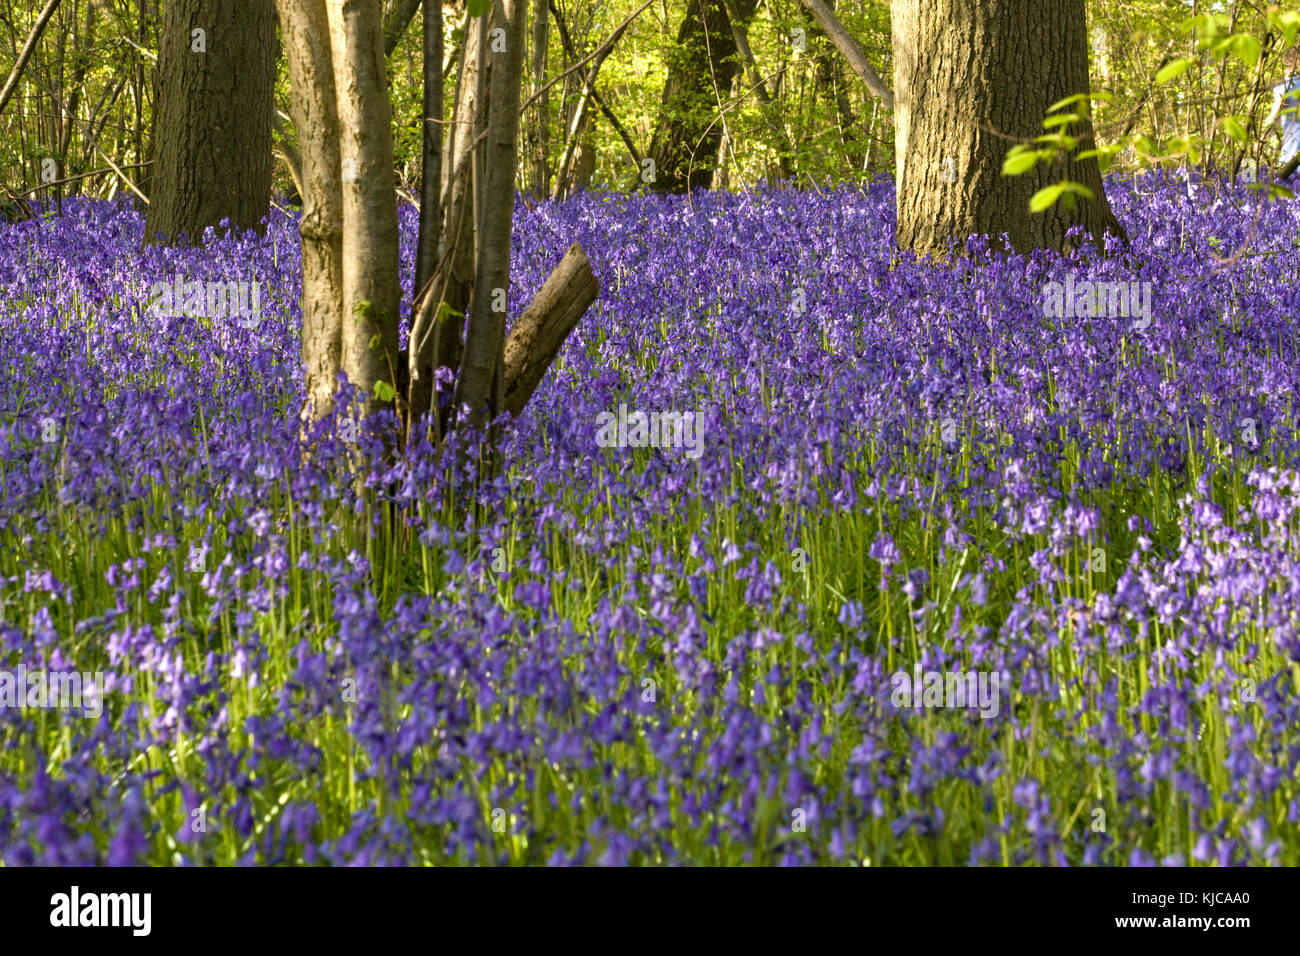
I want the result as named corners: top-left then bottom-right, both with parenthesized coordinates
top-left (502, 241), bottom-right (599, 417)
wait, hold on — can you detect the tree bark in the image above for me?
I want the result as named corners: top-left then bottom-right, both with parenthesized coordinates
top-left (528, 0), bottom-right (549, 197)
top-left (424, 11), bottom-right (488, 425)
top-left (891, 0), bottom-right (1124, 256)
top-left (143, 0), bottom-right (276, 243)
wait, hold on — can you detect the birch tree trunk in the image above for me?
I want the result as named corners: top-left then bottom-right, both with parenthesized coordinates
top-left (891, 0), bottom-right (1123, 256)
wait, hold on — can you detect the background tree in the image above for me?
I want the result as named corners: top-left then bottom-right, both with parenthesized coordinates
top-left (647, 0), bottom-right (755, 192)
top-left (143, 0), bottom-right (276, 243)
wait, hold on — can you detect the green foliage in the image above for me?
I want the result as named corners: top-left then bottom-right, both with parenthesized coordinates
top-left (1006, 2), bottom-right (1300, 213)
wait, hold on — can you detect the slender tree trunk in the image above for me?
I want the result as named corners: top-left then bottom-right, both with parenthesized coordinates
top-left (328, 0), bottom-right (402, 416)
top-left (277, 0), bottom-right (344, 421)
top-left (143, 0), bottom-right (276, 243)
top-left (800, 0), bottom-right (892, 109)
top-left (407, 0), bottom-right (445, 433)
top-left (428, 11), bottom-right (487, 423)
top-left (547, 0), bottom-right (642, 178)
top-left (528, 0), bottom-right (549, 197)
top-left (552, 47), bottom-right (610, 199)
top-left (891, 0), bottom-right (1123, 256)
top-left (383, 0), bottom-right (422, 56)
top-left (453, 0), bottom-right (527, 428)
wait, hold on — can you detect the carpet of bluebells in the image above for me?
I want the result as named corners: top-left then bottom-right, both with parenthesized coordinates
top-left (2, 174), bottom-right (1300, 866)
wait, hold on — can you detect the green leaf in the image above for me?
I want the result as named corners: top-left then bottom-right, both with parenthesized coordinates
top-left (1034, 132), bottom-right (1078, 150)
top-left (1029, 183), bottom-right (1067, 213)
top-left (1002, 148), bottom-right (1039, 176)
top-left (1047, 93), bottom-right (1087, 113)
top-left (1043, 113), bottom-right (1081, 129)
top-left (373, 380), bottom-right (396, 402)
top-left (1229, 34), bottom-right (1261, 67)
top-left (467, 0), bottom-right (489, 16)
top-left (1223, 116), bottom-right (1247, 144)
top-left (1155, 58), bottom-right (1194, 84)
top-left (369, 333), bottom-right (382, 350)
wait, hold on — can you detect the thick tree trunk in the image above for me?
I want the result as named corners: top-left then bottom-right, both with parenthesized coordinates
top-left (453, 0), bottom-right (527, 428)
top-left (328, 0), bottom-right (402, 416)
top-left (891, 0), bottom-right (1124, 256)
top-left (143, 0), bottom-right (276, 243)
top-left (647, 0), bottom-right (755, 193)
top-left (277, 0), bottom-right (344, 421)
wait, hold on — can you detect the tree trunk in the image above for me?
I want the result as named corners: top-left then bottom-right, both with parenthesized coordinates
top-left (383, 0), bottom-right (422, 56)
top-left (278, 0), bottom-right (344, 422)
top-left (453, 0), bottom-right (527, 429)
top-left (646, 0), bottom-right (754, 193)
top-left (328, 0), bottom-right (402, 416)
top-left (143, 0), bottom-right (276, 243)
top-left (891, 0), bottom-right (1123, 256)
top-left (407, 0), bottom-right (444, 433)
top-left (528, 0), bottom-right (549, 197)
top-left (423, 11), bottom-right (488, 428)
